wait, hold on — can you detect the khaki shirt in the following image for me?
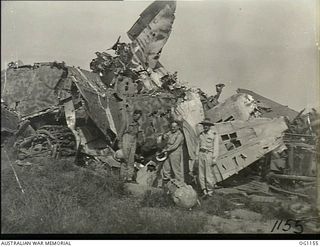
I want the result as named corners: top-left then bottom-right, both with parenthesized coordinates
top-left (164, 130), bottom-right (184, 153)
top-left (198, 128), bottom-right (219, 159)
top-left (119, 118), bottom-right (141, 138)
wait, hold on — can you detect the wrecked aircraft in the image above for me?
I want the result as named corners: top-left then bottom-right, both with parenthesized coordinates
top-left (1, 0), bottom-right (318, 209)
top-left (1, 102), bottom-right (20, 144)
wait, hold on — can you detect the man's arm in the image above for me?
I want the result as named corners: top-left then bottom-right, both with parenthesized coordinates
top-left (195, 135), bottom-right (200, 158)
top-left (163, 132), bottom-right (184, 152)
top-left (212, 130), bottom-right (219, 163)
top-left (162, 131), bottom-right (170, 140)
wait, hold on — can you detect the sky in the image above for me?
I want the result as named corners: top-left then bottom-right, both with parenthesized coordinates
top-left (1, 0), bottom-right (319, 111)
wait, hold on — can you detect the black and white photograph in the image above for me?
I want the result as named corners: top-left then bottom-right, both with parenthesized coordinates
top-left (1, 0), bottom-right (319, 237)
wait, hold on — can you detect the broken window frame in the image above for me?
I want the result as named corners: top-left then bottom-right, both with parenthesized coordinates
top-left (221, 131), bottom-right (242, 151)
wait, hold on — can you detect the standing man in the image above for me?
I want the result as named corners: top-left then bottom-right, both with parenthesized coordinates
top-left (161, 122), bottom-right (185, 183)
top-left (197, 118), bottom-right (219, 196)
top-left (118, 109), bottom-right (143, 182)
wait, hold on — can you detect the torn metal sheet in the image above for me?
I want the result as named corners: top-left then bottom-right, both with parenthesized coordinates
top-left (173, 90), bottom-right (205, 132)
top-left (128, 1), bottom-right (176, 70)
top-left (64, 100), bottom-right (81, 150)
top-left (212, 117), bottom-right (288, 182)
top-left (237, 88), bottom-right (299, 121)
top-left (76, 67), bottom-right (117, 135)
top-left (1, 64), bottom-right (64, 117)
top-left (68, 67), bottom-right (119, 136)
top-left (1, 104), bottom-right (20, 134)
top-left (206, 93), bottom-right (261, 123)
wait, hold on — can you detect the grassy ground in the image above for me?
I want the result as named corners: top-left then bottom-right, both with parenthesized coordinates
top-left (1, 153), bottom-right (208, 234)
top-left (2, 146), bottom-right (318, 234)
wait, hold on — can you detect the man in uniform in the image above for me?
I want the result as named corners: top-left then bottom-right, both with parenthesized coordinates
top-left (197, 118), bottom-right (219, 196)
top-left (161, 122), bottom-right (185, 183)
top-left (118, 109), bottom-right (143, 182)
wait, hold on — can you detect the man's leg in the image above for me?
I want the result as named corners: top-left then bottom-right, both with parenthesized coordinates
top-left (126, 138), bottom-right (136, 180)
top-left (161, 159), bottom-right (171, 182)
top-left (119, 161), bottom-right (127, 181)
top-left (204, 153), bottom-right (215, 193)
top-left (120, 134), bottom-right (130, 180)
top-left (211, 164), bottom-right (219, 186)
top-left (170, 151), bottom-right (184, 182)
top-left (198, 153), bottom-right (206, 192)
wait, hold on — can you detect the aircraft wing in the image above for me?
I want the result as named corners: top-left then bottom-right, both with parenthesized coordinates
top-left (127, 1), bottom-right (176, 70)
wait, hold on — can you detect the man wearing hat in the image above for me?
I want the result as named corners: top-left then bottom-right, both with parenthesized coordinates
top-left (118, 109), bottom-right (143, 182)
top-left (197, 117), bottom-right (219, 196)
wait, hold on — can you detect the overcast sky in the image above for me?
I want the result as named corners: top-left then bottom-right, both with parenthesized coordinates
top-left (1, 0), bottom-right (319, 111)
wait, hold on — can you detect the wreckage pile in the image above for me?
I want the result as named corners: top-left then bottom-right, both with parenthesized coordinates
top-left (1, 102), bottom-right (20, 143)
top-left (265, 109), bottom-right (319, 200)
top-left (1, 1), bottom-right (319, 214)
top-left (15, 125), bottom-right (76, 160)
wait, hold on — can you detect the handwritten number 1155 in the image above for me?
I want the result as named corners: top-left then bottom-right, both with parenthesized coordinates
top-left (271, 219), bottom-right (303, 234)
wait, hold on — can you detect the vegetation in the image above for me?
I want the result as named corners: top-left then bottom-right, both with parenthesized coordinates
top-left (1, 156), bottom-right (208, 234)
top-left (3, 148), bottom-right (315, 234)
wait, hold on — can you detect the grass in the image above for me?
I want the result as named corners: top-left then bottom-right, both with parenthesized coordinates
top-left (200, 193), bottom-right (238, 217)
top-left (1, 153), bottom-right (208, 234)
top-left (3, 145), bottom-right (310, 234)
top-left (140, 189), bottom-right (174, 208)
top-left (244, 199), bottom-right (293, 220)
top-left (1, 156), bottom-right (125, 233)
